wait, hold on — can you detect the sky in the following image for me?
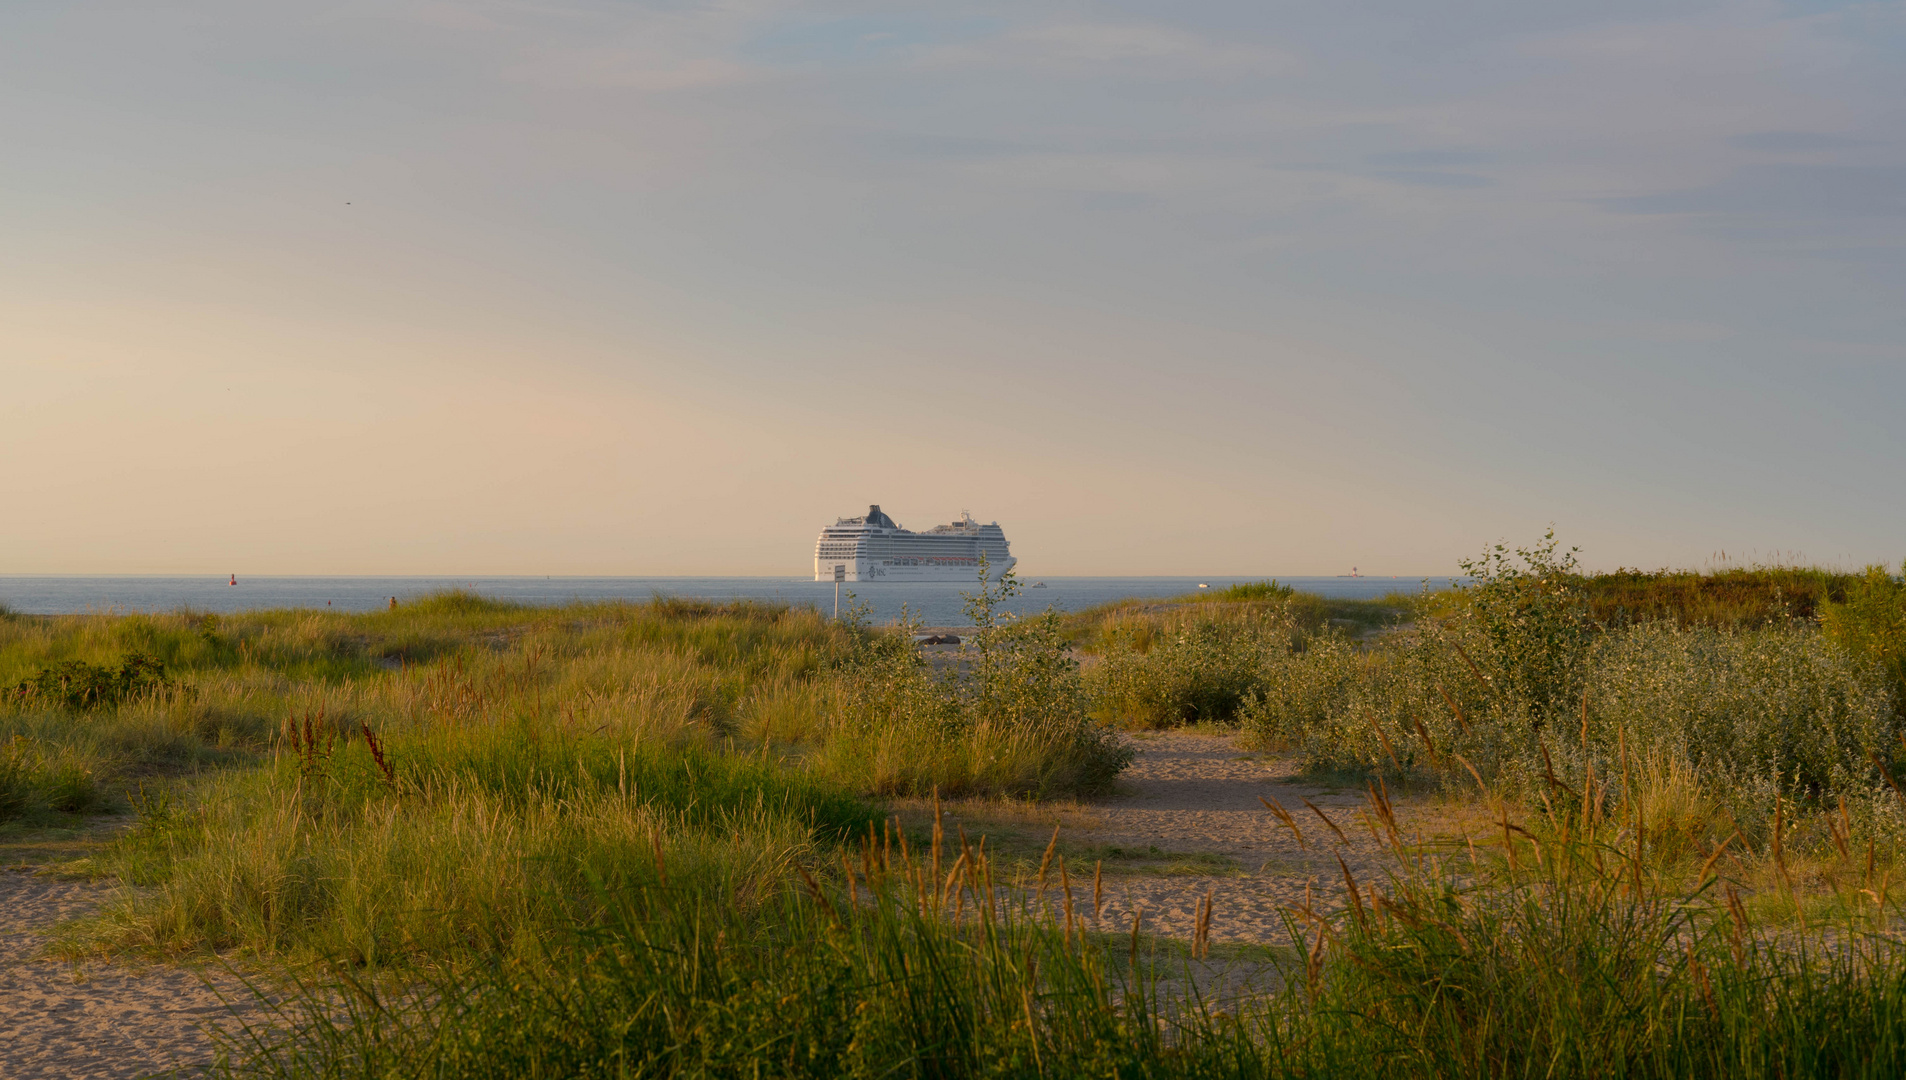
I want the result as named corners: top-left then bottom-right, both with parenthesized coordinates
top-left (2, 0), bottom-right (1902, 576)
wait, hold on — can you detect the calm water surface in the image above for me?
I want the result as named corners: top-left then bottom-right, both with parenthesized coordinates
top-left (0, 576), bottom-right (1456, 628)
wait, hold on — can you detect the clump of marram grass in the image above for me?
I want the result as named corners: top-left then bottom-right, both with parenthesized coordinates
top-left (1087, 605), bottom-right (1310, 728)
top-left (85, 725), bottom-right (874, 965)
top-left (1822, 561), bottom-right (1906, 720)
top-left (0, 729), bottom-right (107, 820)
top-left (816, 569), bottom-right (1130, 798)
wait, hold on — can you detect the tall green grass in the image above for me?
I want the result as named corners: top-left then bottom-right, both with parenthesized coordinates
top-left (6, 588), bottom-right (1133, 965)
top-left (91, 728), bottom-right (874, 965)
top-left (220, 788), bottom-right (1906, 1079)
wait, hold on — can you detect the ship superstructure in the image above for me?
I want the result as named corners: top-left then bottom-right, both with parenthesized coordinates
top-left (813, 505), bottom-right (1015, 582)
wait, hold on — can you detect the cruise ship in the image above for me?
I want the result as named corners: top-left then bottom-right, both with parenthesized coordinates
top-left (813, 505), bottom-right (1016, 582)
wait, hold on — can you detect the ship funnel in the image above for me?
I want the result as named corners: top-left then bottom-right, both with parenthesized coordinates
top-left (869, 504), bottom-right (880, 519)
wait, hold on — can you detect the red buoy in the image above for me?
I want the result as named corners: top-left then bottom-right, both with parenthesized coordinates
top-left (229, 574), bottom-right (237, 586)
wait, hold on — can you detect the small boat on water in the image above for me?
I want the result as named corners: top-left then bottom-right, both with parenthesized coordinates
top-left (1031, 581), bottom-right (1047, 588)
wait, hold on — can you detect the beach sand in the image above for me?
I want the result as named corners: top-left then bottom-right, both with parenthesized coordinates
top-left (0, 872), bottom-right (262, 1079)
top-left (930, 730), bottom-right (1481, 949)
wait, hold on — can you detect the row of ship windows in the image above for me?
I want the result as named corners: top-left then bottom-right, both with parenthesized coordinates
top-left (817, 544), bottom-right (1000, 555)
top-left (816, 556), bottom-right (983, 565)
top-left (811, 548), bottom-right (1006, 556)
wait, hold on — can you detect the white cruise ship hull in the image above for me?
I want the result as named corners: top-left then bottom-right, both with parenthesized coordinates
top-left (813, 505), bottom-right (1017, 583)
top-left (812, 557), bottom-right (1018, 583)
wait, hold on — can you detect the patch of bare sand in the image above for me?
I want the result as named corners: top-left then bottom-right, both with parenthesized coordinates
top-left (0, 870), bottom-right (264, 1080)
top-left (945, 731), bottom-right (1488, 949)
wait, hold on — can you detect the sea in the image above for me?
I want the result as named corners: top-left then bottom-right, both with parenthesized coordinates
top-left (0, 575), bottom-right (1458, 628)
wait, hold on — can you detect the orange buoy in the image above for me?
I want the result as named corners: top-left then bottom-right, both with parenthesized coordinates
top-left (229, 574), bottom-right (237, 586)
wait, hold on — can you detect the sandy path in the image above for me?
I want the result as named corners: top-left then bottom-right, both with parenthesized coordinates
top-left (0, 871), bottom-right (262, 1080)
top-left (1058, 732), bottom-right (1421, 948)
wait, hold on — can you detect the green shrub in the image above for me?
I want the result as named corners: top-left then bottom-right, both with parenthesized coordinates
top-left (1580, 565), bottom-right (1858, 627)
top-left (8, 652), bottom-right (178, 710)
top-left (1242, 537), bottom-right (1906, 849)
top-left (1822, 563), bottom-right (1906, 721)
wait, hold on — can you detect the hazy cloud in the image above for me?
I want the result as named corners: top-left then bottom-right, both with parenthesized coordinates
top-left (1730, 130), bottom-right (1867, 152)
top-left (1599, 164), bottom-right (1906, 219)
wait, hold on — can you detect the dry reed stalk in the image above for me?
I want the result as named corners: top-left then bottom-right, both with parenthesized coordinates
top-left (931, 787), bottom-right (944, 888)
top-left (952, 857), bottom-right (968, 924)
top-left (1259, 795), bottom-right (1307, 850)
top-left (1129, 907), bottom-right (1143, 969)
top-left (1698, 833), bottom-right (1741, 885)
top-left (1629, 800), bottom-right (1645, 899)
top-left (1498, 801), bottom-right (1521, 872)
top-left (1580, 689), bottom-right (1595, 828)
top-left (942, 854), bottom-right (967, 915)
top-left (1060, 857), bottom-right (1074, 945)
top-left (1450, 642), bottom-right (1490, 691)
top-left (1367, 711), bottom-right (1403, 773)
top-left (1435, 682), bottom-right (1471, 735)
top-left (1410, 714), bottom-right (1442, 767)
top-left (1035, 824), bottom-right (1060, 908)
top-left (1192, 888), bottom-right (1215, 959)
top-left (1338, 857), bottom-right (1366, 928)
top-left (797, 865), bottom-right (839, 927)
top-left (1301, 798), bottom-right (1347, 845)
top-left (1367, 779), bottom-right (1403, 853)
top-left (1092, 860), bottom-right (1103, 923)
top-left (1724, 886), bottom-right (1749, 966)
top-left (1870, 752), bottom-right (1906, 805)
top-left (1538, 741), bottom-right (1575, 799)
top-left (1686, 939), bottom-right (1718, 1019)
top-left (982, 838), bottom-right (997, 924)
top-left (1619, 724), bottom-right (1633, 815)
top-left (1304, 923), bottom-right (1325, 1004)
top-left (1773, 800), bottom-right (1804, 928)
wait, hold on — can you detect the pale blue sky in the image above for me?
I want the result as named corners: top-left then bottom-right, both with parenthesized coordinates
top-left (2, 1), bottom-right (1901, 574)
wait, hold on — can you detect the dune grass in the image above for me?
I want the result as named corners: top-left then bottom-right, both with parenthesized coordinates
top-left (5, 587), bottom-right (1128, 969)
top-left (10, 555), bottom-right (1906, 1076)
top-left (221, 786), bottom-right (1906, 1080)
top-left (90, 729), bottom-right (873, 967)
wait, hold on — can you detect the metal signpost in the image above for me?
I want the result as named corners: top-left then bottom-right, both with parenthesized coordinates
top-left (834, 564), bottom-right (845, 619)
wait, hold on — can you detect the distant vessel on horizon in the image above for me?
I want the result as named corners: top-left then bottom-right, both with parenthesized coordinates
top-left (814, 505), bottom-right (1016, 582)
